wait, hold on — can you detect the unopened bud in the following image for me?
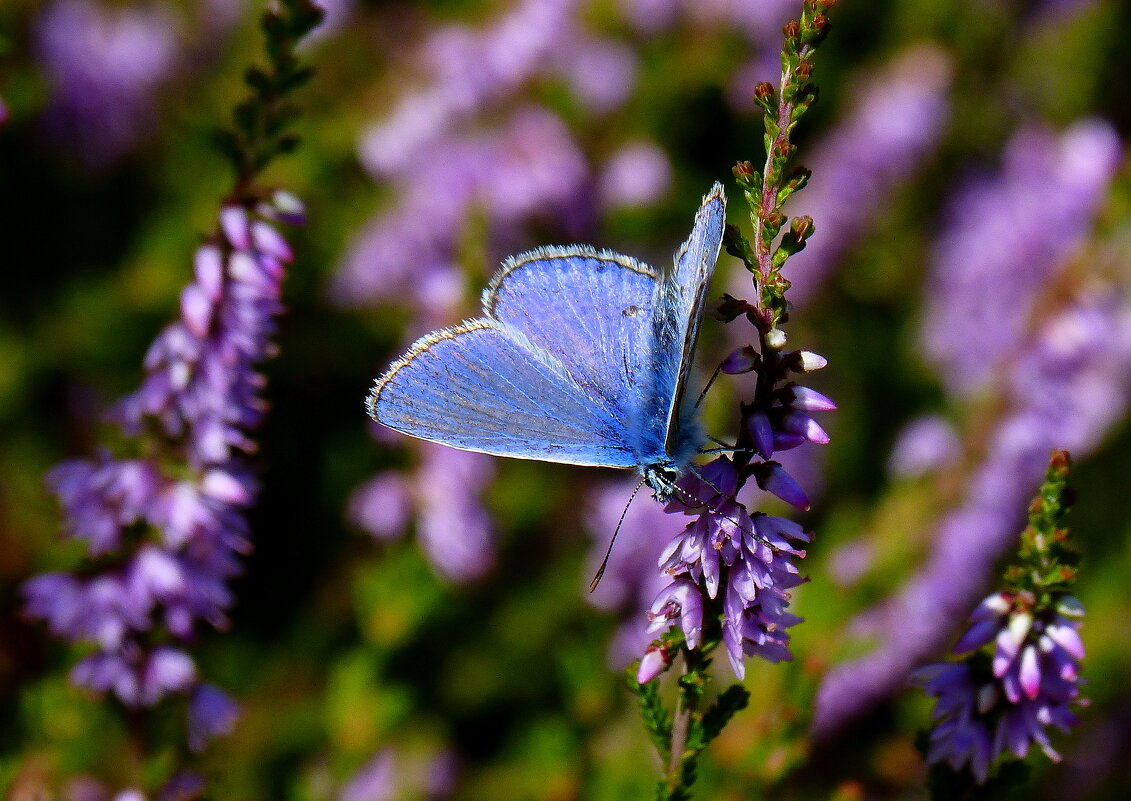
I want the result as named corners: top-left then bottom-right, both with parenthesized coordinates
top-left (796, 351), bottom-right (828, 372)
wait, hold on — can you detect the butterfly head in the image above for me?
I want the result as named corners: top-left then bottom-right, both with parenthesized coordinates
top-left (643, 461), bottom-right (684, 503)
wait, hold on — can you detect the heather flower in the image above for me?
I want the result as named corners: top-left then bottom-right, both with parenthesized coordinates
top-left (636, 6), bottom-right (835, 690)
top-left (338, 746), bottom-right (458, 801)
top-left (35, 0), bottom-right (180, 168)
top-left (922, 120), bottom-right (1121, 395)
top-left (186, 683), bottom-right (240, 753)
top-left (24, 191), bottom-right (303, 747)
top-left (913, 452), bottom-right (1086, 783)
top-left (349, 443), bottom-right (497, 584)
top-left (645, 400), bottom-right (820, 682)
top-left (597, 142), bottom-right (673, 211)
top-left (886, 415), bottom-right (961, 479)
top-left (335, 108), bottom-right (587, 311)
top-left (357, 0), bottom-right (598, 178)
top-left (812, 121), bottom-right (1128, 738)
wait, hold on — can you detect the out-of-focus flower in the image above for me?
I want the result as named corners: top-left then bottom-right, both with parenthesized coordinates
top-left (24, 194), bottom-right (303, 749)
top-left (597, 142), bottom-right (672, 211)
top-left (334, 108), bottom-right (587, 313)
top-left (35, 0), bottom-right (180, 168)
top-left (812, 119), bottom-right (1128, 738)
top-left (887, 415), bottom-right (961, 479)
top-left (338, 749), bottom-right (394, 801)
top-left (922, 120), bottom-right (1122, 395)
top-left (358, 0), bottom-right (599, 177)
top-left (349, 443), bottom-right (496, 584)
top-left (338, 746), bottom-right (458, 801)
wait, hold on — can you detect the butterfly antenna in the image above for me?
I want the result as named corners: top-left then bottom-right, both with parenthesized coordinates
top-left (589, 477), bottom-right (648, 593)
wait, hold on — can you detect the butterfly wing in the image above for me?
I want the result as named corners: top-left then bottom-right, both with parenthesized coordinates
top-left (483, 245), bottom-right (667, 458)
top-left (368, 319), bottom-right (640, 467)
top-left (658, 183), bottom-right (727, 460)
top-left (369, 187), bottom-right (725, 473)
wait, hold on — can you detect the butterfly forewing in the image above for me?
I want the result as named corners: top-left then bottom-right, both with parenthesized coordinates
top-left (660, 183), bottom-right (726, 459)
top-left (484, 246), bottom-right (666, 458)
top-left (369, 320), bottom-right (639, 467)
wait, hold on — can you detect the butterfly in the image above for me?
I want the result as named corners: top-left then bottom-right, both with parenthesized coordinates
top-left (367, 182), bottom-right (726, 502)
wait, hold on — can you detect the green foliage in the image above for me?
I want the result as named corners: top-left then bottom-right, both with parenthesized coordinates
top-left (1004, 450), bottom-right (1081, 601)
top-left (728, 0), bottom-right (837, 334)
top-left (216, 0), bottom-right (325, 189)
top-left (629, 671), bottom-right (673, 764)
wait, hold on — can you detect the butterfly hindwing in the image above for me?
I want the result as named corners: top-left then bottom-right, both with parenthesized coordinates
top-left (368, 319), bottom-right (639, 467)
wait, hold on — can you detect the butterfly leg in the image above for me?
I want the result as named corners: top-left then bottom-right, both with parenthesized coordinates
top-left (692, 362), bottom-right (724, 410)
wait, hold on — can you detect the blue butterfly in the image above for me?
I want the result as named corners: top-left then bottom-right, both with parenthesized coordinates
top-left (367, 183), bottom-right (726, 501)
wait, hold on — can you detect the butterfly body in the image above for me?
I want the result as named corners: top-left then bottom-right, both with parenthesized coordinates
top-left (367, 184), bottom-right (726, 500)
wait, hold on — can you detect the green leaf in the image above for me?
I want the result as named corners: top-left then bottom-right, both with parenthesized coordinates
top-left (629, 669), bottom-right (672, 762)
top-left (701, 685), bottom-right (750, 744)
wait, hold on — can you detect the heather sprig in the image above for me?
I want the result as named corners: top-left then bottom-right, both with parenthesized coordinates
top-left (914, 450), bottom-right (1087, 793)
top-left (213, 0), bottom-right (324, 187)
top-left (630, 4), bottom-right (836, 799)
top-left (23, 0), bottom-right (323, 763)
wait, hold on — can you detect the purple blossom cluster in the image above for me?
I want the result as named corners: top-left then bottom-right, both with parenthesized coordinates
top-left (24, 192), bottom-right (302, 749)
top-left (584, 480), bottom-right (688, 667)
top-left (922, 120), bottom-right (1121, 395)
top-left (914, 591), bottom-right (1087, 781)
top-left (334, 0), bottom-right (704, 314)
top-left (349, 442), bottom-right (496, 583)
top-left (812, 120), bottom-right (1127, 737)
top-left (639, 349), bottom-right (834, 682)
top-left (35, 0), bottom-right (180, 168)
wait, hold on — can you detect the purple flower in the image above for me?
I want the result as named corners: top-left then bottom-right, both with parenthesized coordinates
top-left (645, 454), bottom-right (813, 680)
top-left (914, 591), bottom-right (1087, 781)
top-left (335, 109), bottom-right (587, 312)
top-left (812, 122), bottom-right (1128, 739)
top-left (25, 192), bottom-right (303, 749)
top-left (922, 120), bottom-right (1122, 395)
top-left (35, 0), bottom-right (180, 168)
top-left (887, 415), bottom-right (961, 479)
top-left (597, 142), bottom-right (673, 211)
top-left (357, 0), bottom-right (582, 177)
top-left (187, 684), bottom-right (240, 753)
top-left (338, 746), bottom-right (459, 801)
top-left (339, 749), bottom-right (395, 801)
top-left (349, 443), bottom-right (497, 584)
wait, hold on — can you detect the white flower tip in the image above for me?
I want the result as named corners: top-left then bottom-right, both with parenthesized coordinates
top-left (798, 351), bottom-right (828, 372)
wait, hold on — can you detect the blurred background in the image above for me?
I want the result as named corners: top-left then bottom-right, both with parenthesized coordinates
top-left (1, 0), bottom-right (1130, 799)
